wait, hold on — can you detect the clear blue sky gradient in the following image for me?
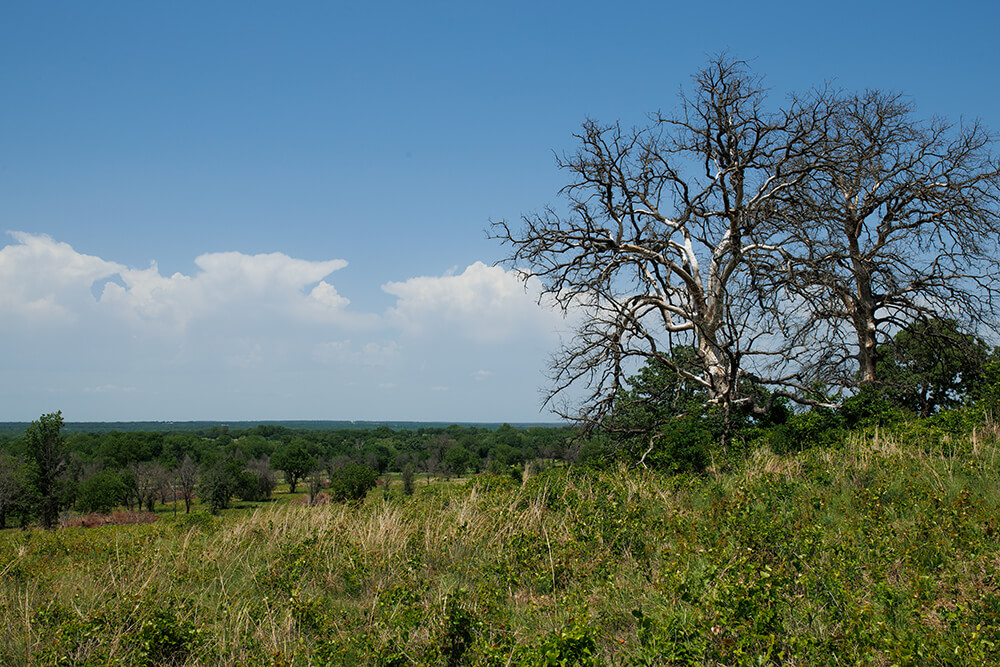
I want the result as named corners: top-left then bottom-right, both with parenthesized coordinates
top-left (2, 1), bottom-right (999, 422)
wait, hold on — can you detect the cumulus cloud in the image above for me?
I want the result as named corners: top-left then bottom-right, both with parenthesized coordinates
top-left (0, 232), bottom-right (355, 334)
top-left (382, 261), bottom-right (562, 343)
top-left (0, 232), bottom-right (123, 325)
top-left (99, 250), bottom-right (353, 331)
top-left (0, 232), bottom-right (570, 421)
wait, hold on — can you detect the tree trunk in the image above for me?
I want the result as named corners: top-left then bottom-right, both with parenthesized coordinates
top-left (849, 221), bottom-right (879, 384)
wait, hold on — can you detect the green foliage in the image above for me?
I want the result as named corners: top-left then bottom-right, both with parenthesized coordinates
top-left (401, 463), bottom-right (416, 496)
top-left (766, 407), bottom-right (845, 454)
top-left (197, 456), bottom-right (247, 513)
top-left (24, 411), bottom-right (67, 529)
top-left (0, 451), bottom-right (28, 530)
top-left (75, 469), bottom-right (128, 514)
top-left (530, 622), bottom-right (599, 666)
top-left (328, 463), bottom-right (377, 502)
top-left (605, 353), bottom-right (753, 472)
top-left (271, 440), bottom-right (318, 494)
top-left (132, 604), bottom-right (199, 667)
top-left (442, 445), bottom-right (473, 478)
top-left (6, 420), bottom-right (1000, 664)
top-left (436, 592), bottom-right (479, 666)
top-left (878, 318), bottom-right (989, 417)
top-left (971, 348), bottom-right (1000, 413)
top-left (839, 384), bottom-right (907, 429)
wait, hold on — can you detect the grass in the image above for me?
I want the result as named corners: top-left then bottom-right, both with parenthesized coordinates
top-left (4, 424), bottom-right (1000, 665)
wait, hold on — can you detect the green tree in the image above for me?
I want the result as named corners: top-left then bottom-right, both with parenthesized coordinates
top-left (442, 446), bottom-right (472, 479)
top-left (198, 456), bottom-right (246, 514)
top-left (604, 351), bottom-right (714, 471)
top-left (198, 464), bottom-right (227, 514)
top-left (246, 455), bottom-right (276, 500)
top-left (328, 463), bottom-right (377, 503)
top-left (272, 440), bottom-right (317, 494)
top-left (401, 462), bottom-right (416, 496)
top-left (25, 411), bottom-right (67, 529)
top-left (878, 318), bottom-right (989, 417)
top-left (75, 469), bottom-right (127, 515)
top-left (0, 452), bottom-right (28, 529)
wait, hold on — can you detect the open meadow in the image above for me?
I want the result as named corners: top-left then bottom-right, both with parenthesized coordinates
top-left (4, 419), bottom-right (1000, 665)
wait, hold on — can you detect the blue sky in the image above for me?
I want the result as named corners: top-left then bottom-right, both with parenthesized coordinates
top-left (2, 1), bottom-right (999, 422)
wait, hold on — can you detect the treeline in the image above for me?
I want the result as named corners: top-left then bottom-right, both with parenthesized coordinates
top-left (0, 418), bottom-right (582, 529)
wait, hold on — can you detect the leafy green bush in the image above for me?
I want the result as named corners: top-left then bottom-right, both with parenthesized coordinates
top-left (75, 470), bottom-right (127, 514)
top-left (328, 463), bottom-right (377, 502)
top-left (767, 409), bottom-right (845, 454)
top-left (131, 605), bottom-right (199, 667)
top-left (839, 384), bottom-right (907, 429)
top-left (529, 622), bottom-right (599, 666)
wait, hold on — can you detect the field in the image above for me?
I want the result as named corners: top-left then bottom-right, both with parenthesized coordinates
top-left (3, 423), bottom-right (1000, 665)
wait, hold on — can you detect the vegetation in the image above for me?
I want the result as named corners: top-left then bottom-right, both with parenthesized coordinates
top-left (25, 412), bottom-right (68, 530)
top-left (0, 419), bottom-right (579, 530)
top-left (3, 409), bottom-right (1000, 664)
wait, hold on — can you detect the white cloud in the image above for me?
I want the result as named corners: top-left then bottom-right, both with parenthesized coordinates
top-left (0, 232), bottom-right (357, 336)
top-left (0, 232), bottom-right (123, 325)
top-left (99, 250), bottom-right (353, 331)
top-left (382, 261), bottom-right (562, 343)
top-left (0, 233), bottom-right (571, 421)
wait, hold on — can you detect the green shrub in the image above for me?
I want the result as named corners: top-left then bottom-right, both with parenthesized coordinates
top-left (75, 470), bottom-right (127, 514)
top-left (840, 385), bottom-right (906, 429)
top-left (768, 409), bottom-right (845, 454)
top-left (328, 463), bottom-right (377, 502)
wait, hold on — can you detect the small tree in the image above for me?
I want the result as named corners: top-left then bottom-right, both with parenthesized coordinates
top-left (75, 469), bottom-right (127, 515)
top-left (246, 455), bottom-right (276, 500)
top-left (305, 465), bottom-right (326, 505)
top-left (0, 452), bottom-right (28, 530)
top-left (401, 463), bottom-right (416, 496)
top-left (198, 457), bottom-right (244, 514)
top-left (877, 318), bottom-right (989, 417)
top-left (442, 446), bottom-right (472, 480)
top-left (272, 440), bottom-right (317, 494)
top-left (129, 461), bottom-right (161, 513)
top-left (25, 411), bottom-right (67, 529)
top-left (175, 455), bottom-right (198, 513)
top-left (328, 464), bottom-right (377, 503)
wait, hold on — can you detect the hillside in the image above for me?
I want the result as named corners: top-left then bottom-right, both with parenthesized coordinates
top-left (3, 415), bottom-right (1000, 665)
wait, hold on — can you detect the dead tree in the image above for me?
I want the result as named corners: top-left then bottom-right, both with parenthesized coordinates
top-left (762, 89), bottom-right (1000, 390)
top-left (175, 455), bottom-right (198, 513)
top-left (493, 56), bottom-right (836, 425)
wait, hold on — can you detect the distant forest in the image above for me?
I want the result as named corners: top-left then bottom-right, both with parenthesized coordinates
top-left (0, 417), bottom-right (584, 528)
top-left (0, 420), bottom-right (563, 438)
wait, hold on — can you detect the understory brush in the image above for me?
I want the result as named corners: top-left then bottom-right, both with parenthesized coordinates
top-left (3, 420), bottom-right (1000, 665)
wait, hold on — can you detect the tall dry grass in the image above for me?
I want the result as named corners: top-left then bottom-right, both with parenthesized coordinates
top-left (3, 420), bottom-right (1000, 664)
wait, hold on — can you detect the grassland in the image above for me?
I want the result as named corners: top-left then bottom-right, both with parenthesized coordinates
top-left (3, 420), bottom-right (1000, 665)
